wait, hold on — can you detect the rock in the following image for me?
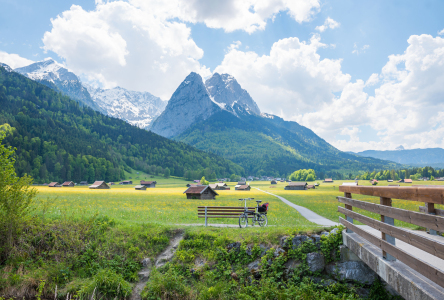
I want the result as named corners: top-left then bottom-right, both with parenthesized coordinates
top-left (246, 246), bottom-right (253, 256)
top-left (339, 245), bottom-right (360, 262)
top-left (227, 242), bottom-right (241, 252)
top-left (259, 244), bottom-right (270, 256)
top-left (274, 247), bottom-right (286, 257)
top-left (280, 236), bottom-right (289, 248)
top-left (355, 287), bottom-right (371, 298)
top-left (141, 258), bottom-right (151, 268)
top-left (312, 234), bottom-right (321, 249)
top-left (284, 259), bottom-right (301, 276)
top-left (326, 261), bottom-right (377, 285)
top-left (330, 228), bottom-right (339, 235)
top-left (194, 258), bottom-right (205, 268)
top-left (321, 231), bottom-right (329, 237)
top-left (292, 235), bottom-right (308, 249)
top-left (247, 259), bottom-right (261, 279)
top-left (309, 276), bottom-right (337, 286)
top-left (306, 252), bottom-right (325, 273)
top-left (230, 272), bottom-right (239, 280)
top-left (138, 271), bottom-right (150, 282)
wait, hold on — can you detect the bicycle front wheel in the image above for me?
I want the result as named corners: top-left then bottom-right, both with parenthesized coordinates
top-left (257, 214), bottom-right (268, 227)
top-left (239, 214), bottom-right (248, 228)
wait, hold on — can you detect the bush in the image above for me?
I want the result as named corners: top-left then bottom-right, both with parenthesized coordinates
top-left (77, 268), bottom-right (132, 299)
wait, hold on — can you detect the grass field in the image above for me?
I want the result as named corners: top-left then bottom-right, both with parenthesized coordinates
top-left (33, 179), bottom-right (444, 231)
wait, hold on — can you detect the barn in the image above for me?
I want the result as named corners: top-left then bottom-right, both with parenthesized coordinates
top-left (238, 181), bottom-right (246, 185)
top-left (398, 179), bottom-right (413, 183)
top-left (285, 182), bottom-right (307, 190)
top-left (79, 181), bottom-right (88, 185)
top-left (306, 185), bottom-right (316, 189)
top-left (62, 181), bottom-right (75, 187)
top-left (209, 183), bottom-right (230, 190)
top-left (184, 186), bottom-right (218, 200)
top-left (48, 182), bottom-right (61, 187)
top-left (120, 180), bottom-right (133, 185)
top-left (140, 180), bottom-right (157, 188)
top-left (89, 181), bottom-right (110, 189)
top-left (323, 178), bottom-right (334, 183)
top-left (135, 185), bottom-right (147, 190)
top-left (235, 185), bottom-right (251, 191)
top-left (271, 180), bottom-right (277, 184)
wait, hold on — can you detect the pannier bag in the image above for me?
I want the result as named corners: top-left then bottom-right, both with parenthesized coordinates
top-left (258, 203), bottom-right (269, 213)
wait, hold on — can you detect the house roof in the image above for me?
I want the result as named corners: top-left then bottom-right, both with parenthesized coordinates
top-left (80, 181), bottom-right (88, 184)
top-left (324, 178), bottom-right (333, 182)
top-left (184, 185), bottom-right (218, 195)
top-left (238, 181), bottom-right (246, 185)
top-left (48, 182), bottom-right (59, 187)
top-left (62, 181), bottom-right (74, 186)
top-left (288, 182), bottom-right (307, 186)
top-left (140, 181), bottom-right (156, 184)
top-left (307, 185), bottom-right (315, 188)
top-left (209, 184), bottom-right (217, 189)
top-left (89, 181), bottom-right (108, 188)
top-left (237, 185), bottom-right (250, 189)
top-left (404, 179), bottom-right (413, 183)
top-left (134, 185), bottom-right (146, 189)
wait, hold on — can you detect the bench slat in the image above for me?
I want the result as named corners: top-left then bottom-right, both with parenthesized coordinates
top-left (197, 206), bottom-right (255, 209)
top-left (198, 216), bottom-right (254, 218)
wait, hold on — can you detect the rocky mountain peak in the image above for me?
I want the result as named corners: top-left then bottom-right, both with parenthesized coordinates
top-left (0, 63), bottom-right (13, 72)
top-left (15, 58), bottom-right (78, 82)
top-left (150, 72), bottom-right (221, 138)
top-left (205, 72), bottom-right (261, 115)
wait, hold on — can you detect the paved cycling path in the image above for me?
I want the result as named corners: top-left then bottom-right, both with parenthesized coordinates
top-left (254, 188), bottom-right (338, 227)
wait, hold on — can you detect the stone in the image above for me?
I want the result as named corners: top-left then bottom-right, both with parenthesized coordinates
top-left (330, 228), bottom-right (339, 235)
top-left (259, 244), bottom-right (270, 256)
top-left (247, 259), bottom-right (261, 279)
top-left (141, 258), bottom-right (152, 268)
top-left (280, 236), bottom-right (290, 248)
top-left (138, 271), bottom-right (150, 282)
top-left (292, 235), bottom-right (308, 249)
top-left (321, 231), bottom-right (329, 237)
top-left (194, 258), bottom-right (205, 268)
top-left (312, 234), bottom-right (321, 249)
top-left (274, 247), bottom-right (286, 257)
top-left (309, 276), bottom-right (337, 286)
top-left (306, 252), bottom-right (325, 272)
top-left (284, 259), bottom-right (301, 276)
top-left (227, 242), bottom-right (241, 252)
top-left (246, 246), bottom-right (253, 256)
top-left (339, 245), bottom-right (360, 262)
top-left (326, 261), bottom-right (377, 285)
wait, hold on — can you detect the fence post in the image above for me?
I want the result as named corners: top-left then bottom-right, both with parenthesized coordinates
top-left (425, 202), bottom-right (437, 235)
top-left (344, 192), bottom-right (353, 233)
top-left (205, 207), bottom-right (208, 227)
top-left (380, 197), bottom-right (396, 261)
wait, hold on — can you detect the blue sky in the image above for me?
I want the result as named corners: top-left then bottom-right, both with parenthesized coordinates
top-left (1, 0), bottom-right (444, 151)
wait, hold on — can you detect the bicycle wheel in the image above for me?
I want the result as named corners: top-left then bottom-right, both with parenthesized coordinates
top-left (239, 214), bottom-right (248, 228)
top-left (257, 214), bottom-right (268, 227)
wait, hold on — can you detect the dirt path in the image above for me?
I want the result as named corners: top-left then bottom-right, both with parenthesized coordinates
top-left (254, 187), bottom-right (338, 227)
top-left (130, 231), bottom-right (184, 300)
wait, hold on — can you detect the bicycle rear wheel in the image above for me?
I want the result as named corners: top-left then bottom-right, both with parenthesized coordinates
top-left (239, 214), bottom-right (248, 228)
top-left (257, 214), bottom-right (268, 227)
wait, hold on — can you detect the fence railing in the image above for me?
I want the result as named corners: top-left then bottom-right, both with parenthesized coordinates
top-left (338, 185), bottom-right (444, 288)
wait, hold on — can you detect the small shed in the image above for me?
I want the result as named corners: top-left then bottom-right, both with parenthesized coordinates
top-left (140, 180), bottom-right (157, 188)
top-left (342, 182), bottom-right (358, 186)
top-left (79, 181), bottom-right (88, 185)
top-left (323, 178), bottom-right (334, 183)
top-left (184, 186), bottom-right (218, 200)
top-left (89, 181), bottom-right (110, 189)
top-left (120, 180), bottom-right (133, 185)
top-left (306, 185), bottom-right (316, 189)
top-left (209, 183), bottom-right (229, 190)
top-left (238, 181), bottom-right (246, 185)
top-left (235, 185), bottom-right (251, 191)
top-left (398, 179), bottom-right (413, 183)
top-left (62, 181), bottom-right (75, 187)
top-left (48, 182), bottom-right (61, 187)
top-left (271, 180), bottom-right (277, 184)
top-left (387, 179), bottom-right (394, 182)
top-left (371, 179), bottom-right (378, 185)
top-left (135, 185), bottom-right (147, 190)
top-left (193, 180), bottom-right (200, 183)
top-left (285, 182), bottom-right (307, 190)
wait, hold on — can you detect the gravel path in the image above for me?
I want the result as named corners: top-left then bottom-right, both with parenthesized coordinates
top-left (254, 187), bottom-right (339, 227)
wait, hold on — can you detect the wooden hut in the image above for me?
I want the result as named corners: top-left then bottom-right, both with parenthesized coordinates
top-left (238, 181), bottom-right (246, 185)
top-left (235, 185), bottom-right (251, 191)
top-left (134, 185), bottom-right (147, 190)
top-left (89, 181), bottom-right (110, 189)
top-left (140, 180), bottom-right (157, 188)
top-left (48, 182), bottom-right (61, 187)
top-left (271, 180), bottom-right (277, 184)
top-left (306, 185), bottom-right (316, 189)
top-left (398, 179), bottom-right (413, 183)
top-left (62, 181), bottom-right (75, 187)
top-left (209, 183), bottom-right (229, 190)
top-left (120, 180), bottom-right (133, 185)
top-left (285, 182), bottom-right (307, 190)
top-left (371, 179), bottom-right (378, 185)
top-left (183, 186), bottom-right (218, 200)
top-left (79, 181), bottom-right (88, 185)
top-left (323, 178), bottom-right (334, 183)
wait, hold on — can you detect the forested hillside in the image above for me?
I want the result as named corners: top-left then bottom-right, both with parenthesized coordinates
top-left (176, 111), bottom-right (401, 177)
top-left (355, 148), bottom-right (444, 168)
top-left (0, 66), bottom-right (243, 183)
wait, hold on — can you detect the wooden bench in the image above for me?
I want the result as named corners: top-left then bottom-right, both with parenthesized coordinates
top-left (198, 206), bottom-right (255, 226)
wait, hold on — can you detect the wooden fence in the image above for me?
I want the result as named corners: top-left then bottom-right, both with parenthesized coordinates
top-left (338, 185), bottom-right (444, 288)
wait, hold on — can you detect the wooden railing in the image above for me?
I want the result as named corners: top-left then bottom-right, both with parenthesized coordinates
top-left (338, 185), bottom-right (444, 288)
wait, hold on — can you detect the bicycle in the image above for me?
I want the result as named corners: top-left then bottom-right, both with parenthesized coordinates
top-left (238, 198), bottom-right (268, 228)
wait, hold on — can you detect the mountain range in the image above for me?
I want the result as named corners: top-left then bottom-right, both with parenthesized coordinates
top-left (14, 59), bottom-right (166, 129)
top-left (354, 148), bottom-right (444, 168)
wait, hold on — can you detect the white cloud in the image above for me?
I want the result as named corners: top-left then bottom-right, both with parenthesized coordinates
top-left (130, 0), bottom-right (321, 34)
top-left (315, 17), bottom-right (340, 33)
top-left (42, 2), bottom-right (210, 99)
top-left (352, 43), bottom-right (369, 55)
top-left (214, 35), bottom-right (351, 117)
top-left (0, 51), bottom-right (34, 69)
top-left (227, 41), bottom-right (242, 52)
top-left (439, 29), bottom-right (444, 36)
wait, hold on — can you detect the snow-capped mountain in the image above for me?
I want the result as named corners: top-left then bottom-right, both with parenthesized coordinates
top-left (0, 63), bottom-right (13, 72)
top-left (150, 72), bottom-right (263, 138)
top-left (150, 72), bottom-right (221, 138)
top-left (205, 73), bottom-right (260, 115)
top-left (15, 59), bottom-right (102, 112)
top-left (87, 86), bottom-right (166, 129)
